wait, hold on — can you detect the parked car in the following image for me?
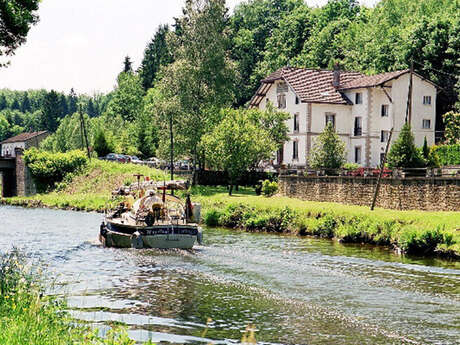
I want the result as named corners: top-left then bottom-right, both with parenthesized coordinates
top-left (126, 155), bottom-right (143, 165)
top-left (145, 157), bottom-right (161, 168)
top-left (101, 153), bottom-right (127, 163)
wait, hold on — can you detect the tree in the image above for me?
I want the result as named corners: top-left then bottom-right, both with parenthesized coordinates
top-left (309, 123), bottom-right (346, 169)
top-left (442, 111), bottom-right (460, 145)
top-left (422, 136), bottom-right (429, 160)
top-left (59, 94), bottom-right (68, 118)
top-left (139, 24), bottom-right (173, 91)
top-left (387, 123), bottom-right (425, 168)
top-left (202, 108), bottom-right (277, 195)
top-left (86, 98), bottom-right (97, 117)
top-left (10, 98), bottom-right (19, 110)
top-left (68, 88), bottom-right (78, 114)
top-left (0, 0), bottom-right (40, 65)
top-left (20, 92), bottom-right (30, 112)
top-left (41, 90), bottom-right (61, 132)
top-left (159, 0), bottom-right (237, 179)
top-left (93, 129), bottom-right (112, 157)
top-left (0, 94), bottom-right (6, 110)
top-left (106, 72), bottom-right (144, 122)
top-left (123, 55), bottom-right (133, 73)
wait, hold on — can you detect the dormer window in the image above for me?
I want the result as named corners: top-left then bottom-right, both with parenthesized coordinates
top-left (423, 96), bottom-right (432, 105)
top-left (355, 93), bottom-right (362, 104)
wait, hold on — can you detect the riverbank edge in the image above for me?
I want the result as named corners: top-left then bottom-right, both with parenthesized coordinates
top-left (2, 192), bottom-right (459, 260)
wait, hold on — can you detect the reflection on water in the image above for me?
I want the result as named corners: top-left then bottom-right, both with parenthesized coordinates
top-left (1, 206), bottom-right (459, 344)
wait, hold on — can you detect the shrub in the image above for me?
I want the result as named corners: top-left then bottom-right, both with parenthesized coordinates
top-left (24, 148), bottom-right (88, 192)
top-left (262, 180), bottom-right (278, 197)
top-left (204, 209), bottom-right (222, 227)
top-left (431, 144), bottom-right (460, 166)
top-left (343, 163), bottom-right (360, 171)
top-left (311, 214), bottom-right (337, 238)
top-left (387, 123), bottom-right (425, 168)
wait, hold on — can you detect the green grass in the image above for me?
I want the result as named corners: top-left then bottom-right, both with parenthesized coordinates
top-left (183, 186), bottom-right (460, 258)
top-left (3, 160), bottom-right (170, 212)
top-left (0, 249), bottom-right (154, 345)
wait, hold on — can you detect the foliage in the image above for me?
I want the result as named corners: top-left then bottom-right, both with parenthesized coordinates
top-left (343, 162), bottom-right (360, 171)
top-left (157, 0), bottom-right (237, 171)
top-left (41, 90), bottom-right (61, 132)
top-left (185, 186), bottom-right (460, 257)
top-left (261, 180), bottom-right (278, 197)
top-left (442, 111), bottom-right (460, 145)
top-left (24, 148), bottom-right (88, 191)
top-left (387, 123), bottom-right (425, 168)
top-left (93, 128), bottom-right (113, 157)
top-left (309, 123), bottom-right (346, 169)
top-left (431, 144), bottom-right (460, 166)
top-left (202, 108), bottom-right (278, 195)
top-left (0, 0), bottom-right (40, 65)
top-left (139, 24), bottom-right (173, 91)
top-left (106, 72), bottom-right (144, 122)
top-left (0, 249), bottom-right (156, 345)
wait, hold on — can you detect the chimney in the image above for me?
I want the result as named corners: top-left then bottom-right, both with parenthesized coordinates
top-left (332, 62), bottom-right (340, 88)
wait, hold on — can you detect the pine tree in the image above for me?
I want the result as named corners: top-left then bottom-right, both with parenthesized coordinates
top-left (11, 98), bottom-right (20, 110)
top-left (68, 88), bottom-right (78, 114)
top-left (0, 94), bottom-right (6, 110)
top-left (387, 123), bottom-right (425, 168)
top-left (309, 123), bottom-right (346, 169)
top-left (20, 92), bottom-right (31, 112)
top-left (41, 90), bottom-right (61, 132)
top-left (123, 56), bottom-right (133, 73)
top-left (139, 25), bottom-right (173, 90)
top-left (422, 136), bottom-right (429, 160)
top-left (86, 98), bottom-right (97, 117)
top-left (93, 129), bottom-right (112, 157)
top-left (59, 94), bottom-right (69, 117)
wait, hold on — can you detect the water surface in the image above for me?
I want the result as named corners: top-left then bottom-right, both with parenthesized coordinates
top-left (0, 206), bottom-right (459, 344)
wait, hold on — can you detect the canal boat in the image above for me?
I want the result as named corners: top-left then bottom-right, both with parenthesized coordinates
top-left (99, 181), bottom-right (203, 249)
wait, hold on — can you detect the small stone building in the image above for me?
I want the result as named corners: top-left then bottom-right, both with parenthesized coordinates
top-left (0, 131), bottom-right (48, 158)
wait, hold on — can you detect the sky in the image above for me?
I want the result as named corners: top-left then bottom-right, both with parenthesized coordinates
top-left (0, 0), bottom-right (380, 95)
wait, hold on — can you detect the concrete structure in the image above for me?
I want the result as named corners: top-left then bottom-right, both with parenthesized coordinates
top-left (251, 67), bottom-right (437, 168)
top-left (0, 132), bottom-right (47, 197)
top-left (0, 131), bottom-right (48, 158)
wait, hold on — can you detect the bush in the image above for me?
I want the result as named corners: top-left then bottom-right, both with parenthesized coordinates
top-left (343, 163), bottom-right (360, 171)
top-left (431, 144), bottom-right (460, 166)
top-left (24, 148), bottom-right (88, 192)
top-left (387, 124), bottom-right (425, 168)
top-left (204, 209), bottom-right (222, 227)
top-left (262, 180), bottom-right (278, 197)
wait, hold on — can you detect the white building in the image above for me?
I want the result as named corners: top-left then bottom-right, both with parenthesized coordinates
top-left (0, 131), bottom-right (48, 158)
top-left (250, 67), bottom-right (437, 168)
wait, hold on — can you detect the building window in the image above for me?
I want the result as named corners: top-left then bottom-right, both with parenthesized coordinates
top-left (422, 119), bottom-right (431, 129)
top-left (295, 96), bottom-right (299, 104)
top-left (423, 96), bottom-right (432, 105)
top-left (380, 153), bottom-right (385, 165)
top-left (381, 130), bottom-right (390, 143)
top-left (294, 113), bottom-right (299, 133)
top-left (355, 93), bottom-right (362, 104)
top-left (292, 141), bottom-right (298, 160)
top-left (354, 146), bottom-right (362, 164)
top-left (354, 117), bottom-right (362, 136)
top-left (277, 94), bottom-right (286, 109)
top-left (381, 104), bottom-right (389, 117)
top-left (325, 113), bottom-right (336, 128)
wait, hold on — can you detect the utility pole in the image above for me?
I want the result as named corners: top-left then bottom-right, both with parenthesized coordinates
top-left (79, 105), bottom-right (91, 160)
top-left (405, 60), bottom-right (414, 125)
top-left (371, 128), bottom-right (394, 211)
top-left (169, 112), bottom-right (174, 195)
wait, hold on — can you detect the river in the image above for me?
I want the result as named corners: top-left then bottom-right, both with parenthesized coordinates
top-left (0, 206), bottom-right (459, 344)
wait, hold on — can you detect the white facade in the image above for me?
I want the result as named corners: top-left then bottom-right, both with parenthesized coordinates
top-left (1, 142), bottom-right (25, 157)
top-left (257, 73), bottom-right (437, 168)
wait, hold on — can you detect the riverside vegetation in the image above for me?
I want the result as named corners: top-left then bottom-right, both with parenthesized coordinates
top-left (2, 155), bottom-right (459, 259)
top-left (0, 249), bottom-right (154, 345)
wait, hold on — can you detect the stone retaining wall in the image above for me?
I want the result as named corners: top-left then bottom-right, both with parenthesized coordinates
top-left (278, 175), bottom-right (460, 212)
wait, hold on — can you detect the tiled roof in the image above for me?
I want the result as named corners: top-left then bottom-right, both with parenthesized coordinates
top-left (250, 67), bottom-right (422, 107)
top-left (338, 69), bottom-right (409, 90)
top-left (0, 131), bottom-right (48, 144)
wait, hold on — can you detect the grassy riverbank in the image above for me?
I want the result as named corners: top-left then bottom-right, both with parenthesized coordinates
top-left (182, 186), bottom-right (460, 258)
top-left (0, 249), bottom-right (153, 345)
top-left (2, 161), bottom-right (459, 258)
